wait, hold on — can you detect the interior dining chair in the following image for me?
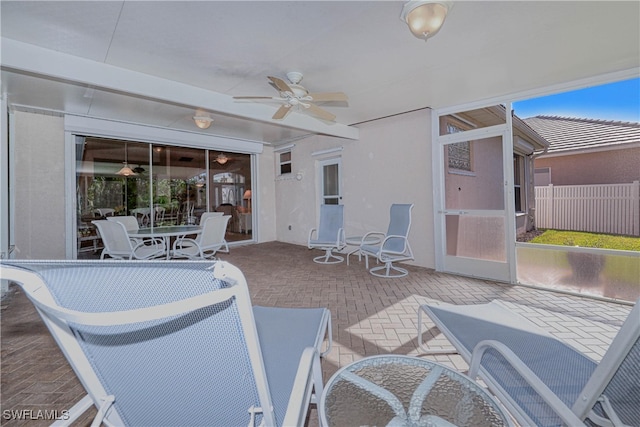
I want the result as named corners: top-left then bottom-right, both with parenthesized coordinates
top-left (172, 215), bottom-right (230, 259)
top-left (359, 203), bottom-right (414, 278)
top-left (93, 220), bottom-right (165, 260)
top-left (307, 204), bottom-right (346, 264)
top-left (154, 206), bottom-right (165, 224)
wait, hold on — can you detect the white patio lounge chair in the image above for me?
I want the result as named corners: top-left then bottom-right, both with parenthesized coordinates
top-left (359, 203), bottom-right (414, 278)
top-left (0, 260), bottom-right (332, 427)
top-left (308, 204), bottom-right (346, 264)
top-left (172, 215), bottom-right (230, 259)
top-left (93, 220), bottom-right (165, 260)
top-left (417, 299), bottom-right (640, 427)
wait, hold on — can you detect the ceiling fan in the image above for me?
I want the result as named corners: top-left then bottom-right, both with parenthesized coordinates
top-left (233, 71), bottom-right (348, 122)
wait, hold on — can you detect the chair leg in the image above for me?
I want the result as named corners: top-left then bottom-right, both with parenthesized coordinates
top-left (369, 262), bottom-right (408, 278)
top-left (313, 249), bottom-right (344, 264)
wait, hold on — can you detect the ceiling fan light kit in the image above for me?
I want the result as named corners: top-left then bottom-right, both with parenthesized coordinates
top-left (401, 0), bottom-right (452, 41)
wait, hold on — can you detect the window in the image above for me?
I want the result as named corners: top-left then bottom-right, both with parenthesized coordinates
top-left (279, 151), bottom-right (292, 175)
top-left (445, 122), bottom-right (473, 172)
top-left (514, 154), bottom-right (525, 212)
top-left (320, 159), bottom-right (341, 205)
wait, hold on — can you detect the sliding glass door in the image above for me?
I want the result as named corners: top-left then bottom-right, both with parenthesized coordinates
top-left (75, 137), bottom-right (252, 258)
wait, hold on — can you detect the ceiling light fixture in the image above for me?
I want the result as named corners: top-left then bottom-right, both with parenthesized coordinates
top-left (193, 113), bottom-right (214, 129)
top-left (116, 143), bottom-right (137, 176)
top-left (400, 0), bottom-right (452, 41)
top-left (216, 153), bottom-right (229, 165)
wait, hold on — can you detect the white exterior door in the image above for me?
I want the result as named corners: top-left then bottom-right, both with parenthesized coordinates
top-left (433, 112), bottom-right (516, 283)
top-left (319, 158), bottom-right (341, 205)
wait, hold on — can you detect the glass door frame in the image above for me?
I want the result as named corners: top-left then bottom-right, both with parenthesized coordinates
top-left (318, 157), bottom-right (342, 206)
top-left (64, 115), bottom-right (262, 258)
top-left (432, 104), bottom-right (517, 283)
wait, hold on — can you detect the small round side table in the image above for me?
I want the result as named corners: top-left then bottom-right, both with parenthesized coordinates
top-left (320, 355), bottom-right (512, 427)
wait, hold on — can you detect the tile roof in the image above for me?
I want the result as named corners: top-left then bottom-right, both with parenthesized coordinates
top-left (523, 116), bottom-right (640, 155)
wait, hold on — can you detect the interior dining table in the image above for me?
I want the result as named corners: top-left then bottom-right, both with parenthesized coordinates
top-left (129, 225), bottom-right (202, 259)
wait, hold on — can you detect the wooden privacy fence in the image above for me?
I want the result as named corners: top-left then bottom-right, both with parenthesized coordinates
top-left (535, 181), bottom-right (640, 236)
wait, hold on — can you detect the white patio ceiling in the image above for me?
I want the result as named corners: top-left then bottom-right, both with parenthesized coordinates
top-left (1, 1), bottom-right (638, 145)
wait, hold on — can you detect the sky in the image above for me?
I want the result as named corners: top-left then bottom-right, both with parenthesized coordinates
top-left (513, 77), bottom-right (639, 123)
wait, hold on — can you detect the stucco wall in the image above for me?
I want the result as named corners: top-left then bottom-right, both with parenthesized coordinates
top-left (13, 111), bottom-right (66, 259)
top-left (536, 147), bottom-right (640, 185)
top-left (10, 109), bottom-right (435, 266)
top-left (10, 111), bottom-right (278, 258)
top-left (274, 109), bottom-right (435, 269)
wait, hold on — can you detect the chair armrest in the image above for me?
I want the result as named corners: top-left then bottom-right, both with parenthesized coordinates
top-left (336, 228), bottom-right (346, 248)
top-left (172, 237), bottom-right (197, 250)
top-left (282, 347), bottom-right (322, 427)
top-left (361, 231), bottom-right (385, 246)
top-left (133, 237), bottom-right (164, 249)
top-left (380, 234), bottom-right (408, 254)
top-left (469, 339), bottom-right (584, 427)
top-left (308, 228), bottom-right (318, 247)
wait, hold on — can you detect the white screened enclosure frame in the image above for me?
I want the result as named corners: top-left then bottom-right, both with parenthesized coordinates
top-left (431, 102), bottom-right (517, 284)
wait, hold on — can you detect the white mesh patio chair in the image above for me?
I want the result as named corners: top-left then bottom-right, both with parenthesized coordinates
top-left (93, 220), bottom-right (165, 260)
top-left (199, 211), bottom-right (224, 225)
top-left (307, 204), bottom-right (346, 264)
top-left (106, 215), bottom-right (139, 232)
top-left (0, 260), bottom-right (333, 427)
top-left (172, 215), bottom-right (230, 259)
top-left (417, 299), bottom-right (640, 427)
top-left (359, 203), bottom-right (414, 278)
top-left (106, 215), bottom-right (145, 245)
top-left (154, 206), bottom-right (165, 224)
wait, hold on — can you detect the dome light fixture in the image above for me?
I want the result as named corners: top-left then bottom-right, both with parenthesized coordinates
top-left (193, 113), bottom-right (214, 129)
top-left (216, 153), bottom-right (229, 165)
top-left (400, 1), bottom-right (452, 41)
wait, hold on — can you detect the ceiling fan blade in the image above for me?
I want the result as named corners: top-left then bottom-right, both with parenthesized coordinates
top-left (233, 96), bottom-right (277, 100)
top-left (272, 104), bottom-right (293, 120)
top-left (305, 103), bottom-right (336, 121)
top-left (268, 76), bottom-right (293, 94)
top-left (307, 92), bottom-right (348, 102)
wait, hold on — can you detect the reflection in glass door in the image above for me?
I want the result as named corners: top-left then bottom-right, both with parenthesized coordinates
top-left (75, 138), bottom-right (253, 258)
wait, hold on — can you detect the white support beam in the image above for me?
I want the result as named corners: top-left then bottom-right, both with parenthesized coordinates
top-left (1, 38), bottom-right (359, 140)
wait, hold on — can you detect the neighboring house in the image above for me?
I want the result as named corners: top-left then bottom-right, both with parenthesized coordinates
top-left (524, 116), bottom-right (640, 186)
top-left (525, 116), bottom-right (640, 237)
top-left (442, 107), bottom-right (548, 237)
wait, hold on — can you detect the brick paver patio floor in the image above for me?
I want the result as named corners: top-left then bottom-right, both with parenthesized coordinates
top-left (1, 242), bottom-right (633, 426)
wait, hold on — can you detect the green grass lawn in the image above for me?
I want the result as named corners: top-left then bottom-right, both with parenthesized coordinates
top-left (529, 230), bottom-right (640, 251)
